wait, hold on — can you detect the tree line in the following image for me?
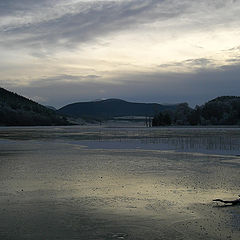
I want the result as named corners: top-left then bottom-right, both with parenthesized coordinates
top-left (152, 96), bottom-right (240, 126)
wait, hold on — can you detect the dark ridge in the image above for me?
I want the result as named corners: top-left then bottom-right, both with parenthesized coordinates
top-left (0, 87), bottom-right (70, 126)
top-left (58, 98), bottom-right (178, 119)
top-left (209, 96), bottom-right (240, 103)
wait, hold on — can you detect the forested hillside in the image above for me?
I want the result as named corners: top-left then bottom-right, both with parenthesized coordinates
top-left (58, 98), bottom-right (178, 119)
top-left (0, 87), bottom-right (69, 126)
top-left (152, 96), bottom-right (240, 126)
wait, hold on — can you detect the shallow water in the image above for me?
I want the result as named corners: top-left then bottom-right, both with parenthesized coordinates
top-left (0, 126), bottom-right (240, 239)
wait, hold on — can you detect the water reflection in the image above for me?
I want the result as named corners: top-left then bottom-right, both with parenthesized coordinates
top-left (70, 136), bottom-right (240, 155)
top-left (139, 135), bottom-right (240, 154)
top-left (0, 126), bottom-right (240, 155)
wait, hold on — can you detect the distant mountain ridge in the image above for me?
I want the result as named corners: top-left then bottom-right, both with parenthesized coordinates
top-left (2, 86), bottom-right (238, 126)
top-left (0, 87), bottom-right (69, 126)
top-left (58, 98), bottom-right (178, 119)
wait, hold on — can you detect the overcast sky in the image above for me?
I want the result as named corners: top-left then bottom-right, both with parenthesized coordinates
top-left (1, 0), bottom-right (240, 108)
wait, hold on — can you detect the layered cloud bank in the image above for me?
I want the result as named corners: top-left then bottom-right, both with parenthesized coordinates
top-left (1, 0), bottom-right (240, 107)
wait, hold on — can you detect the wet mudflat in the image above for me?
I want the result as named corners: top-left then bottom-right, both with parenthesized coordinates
top-left (0, 126), bottom-right (240, 240)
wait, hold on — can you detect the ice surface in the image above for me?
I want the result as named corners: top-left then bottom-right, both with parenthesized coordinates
top-left (0, 126), bottom-right (240, 239)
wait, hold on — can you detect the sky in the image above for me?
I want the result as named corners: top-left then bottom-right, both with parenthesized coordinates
top-left (0, 0), bottom-right (240, 108)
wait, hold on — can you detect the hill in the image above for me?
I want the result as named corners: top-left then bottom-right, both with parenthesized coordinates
top-left (199, 96), bottom-right (240, 125)
top-left (0, 87), bottom-right (69, 126)
top-left (58, 99), bottom-right (178, 119)
top-left (152, 96), bottom-right (240, 126)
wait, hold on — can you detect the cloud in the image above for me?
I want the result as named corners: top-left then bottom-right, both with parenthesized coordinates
top-left (1, 74), bottom-right (101, 88)
top-left (34, 74), bottom-right (101, 86)
top-left (158, 58), bottom-right (216, 71)
top-left (10, 62), bottom-right (240, 108)
top-left (2, 0), bottom-right (233, 50)
top-left (1, 0), bottom-right (240, 107)
top-left (0, 1), bottom-right (159, 49)
top-left (1, 0), bottom-right (239, 67)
